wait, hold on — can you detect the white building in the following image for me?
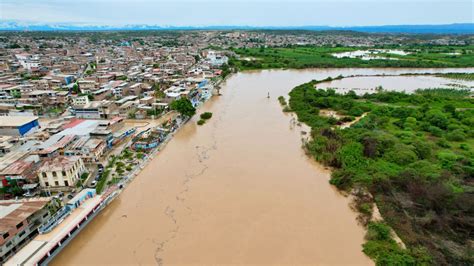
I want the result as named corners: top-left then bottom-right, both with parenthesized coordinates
top-left (72, 95), bottom-right (90, 106)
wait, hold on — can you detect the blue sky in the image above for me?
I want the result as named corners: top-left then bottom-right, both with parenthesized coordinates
top-left (1, 0), bottom-right (473, 26)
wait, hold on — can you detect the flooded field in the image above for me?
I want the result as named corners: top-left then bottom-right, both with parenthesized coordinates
top-left (53, 68), bottom-right (473, 265)
top-left (317, 74), bottom-right (474, 94)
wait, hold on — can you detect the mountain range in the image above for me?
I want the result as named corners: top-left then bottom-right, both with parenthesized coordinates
top-left (0, 21), bottom-right (473, 34)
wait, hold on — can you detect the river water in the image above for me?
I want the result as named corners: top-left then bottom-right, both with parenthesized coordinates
top-left (53, 68), bottom-right (473, 265)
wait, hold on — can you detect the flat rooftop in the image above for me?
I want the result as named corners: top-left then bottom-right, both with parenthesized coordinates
top-left (0, 116), bottom-right (38, 127)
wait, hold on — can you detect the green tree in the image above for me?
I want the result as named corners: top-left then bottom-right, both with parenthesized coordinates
top-left (72, 83), bottom-right (80, 94)
top-left (170, 98), bottom-right (196, 117)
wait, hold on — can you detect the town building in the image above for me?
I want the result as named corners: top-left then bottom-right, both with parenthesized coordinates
top-left (0, 116), bottom-right (40, 136)
top-left (37, 156), bottom-right (86, 188)
top-left (0, 199), bottom-right (51, 263)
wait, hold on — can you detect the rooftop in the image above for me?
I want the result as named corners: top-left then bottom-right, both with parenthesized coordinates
top-left (0, 116), bottom-right (38, 127)
top-left (37, 156), bottom-right (81, 173)
top-left (0, 199), bottom-right (50, 234)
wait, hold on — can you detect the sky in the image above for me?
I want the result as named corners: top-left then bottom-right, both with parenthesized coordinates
top-left (1, 0), bottom-right (473, 26)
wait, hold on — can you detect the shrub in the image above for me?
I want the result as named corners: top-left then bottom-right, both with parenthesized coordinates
top-left (384, 144), bottom-right (418, 166)
top-left (200, 112), bottom-right (213, 120)
top-left (446, 129), bottom-right (466, 141)
top-left (278, 96), bottom-right (287, 105)
top-left (428, 126), bottom-right (444, 137)
top-left (197, 119), bottom-right (206, 125)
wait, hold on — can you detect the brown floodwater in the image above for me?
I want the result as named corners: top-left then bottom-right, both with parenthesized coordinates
top-left (317, 75), bottom-right (474, 94)
top-left (52, 68), bottom-right (473, 265)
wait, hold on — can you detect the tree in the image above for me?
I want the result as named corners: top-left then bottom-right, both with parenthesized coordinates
top-left (72, 83), bottom-right (80, 94)
top-left (170, 98), bottom-right (196, 117)
top-left (153, 83), bottom-right (165, 99)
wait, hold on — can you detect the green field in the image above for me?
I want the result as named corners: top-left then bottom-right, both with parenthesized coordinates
top-left (286, 80), bottom-right (474, 265)
top-left (231, 45), bottom-right (474, 69)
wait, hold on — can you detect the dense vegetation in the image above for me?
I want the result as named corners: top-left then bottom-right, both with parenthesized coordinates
top-left (197, 112), bottom-right (213, 125)
top-left (170, 98), bottom-right (196, 117)
top-left (231, 45), bottom-right (474, 69)
top-left (288, 79), bottom-right (474, 265)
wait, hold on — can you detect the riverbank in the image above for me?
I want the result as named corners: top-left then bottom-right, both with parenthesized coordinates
top-left (285, 75), bottom-right (474, 264)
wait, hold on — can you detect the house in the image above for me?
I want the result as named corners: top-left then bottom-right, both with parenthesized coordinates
top-left (72, 95), bottom-right (90, 106)
top-left (77, 79), bottom-right (98, 92)
top-left (0, 160), bottom-right (38, 188)
top-left (0, 199), bottom-right (51, 263)
top-left (65, 137), bottom-right (106, 163)
top-left (37, 156), bottom-right (86, 188)
top-left (73, 101), bottom-right (118, 119)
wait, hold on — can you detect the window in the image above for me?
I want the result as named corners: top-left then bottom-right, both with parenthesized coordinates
top-left (64, 180), bottom-right (69, 186)
top-left (6, 241), bottom-right (12, 247)
top-left (43, 212), bottom-right (49, 218)
top-left (42, 172), bottom-right (47, 178)
top-left (55, 181), bottom-right (59, 186)
top-left (16, 222), bottom-right (23, 229)
top-left (45, 182), bottom-right (49, 187)
top-left (3, 232), bottom-right (9, 239)
top-left (19, 231), bottom-right (26, 238)
top-left (62, 171), bottom-right (66, 176)
top-left (53, 171), bottom-right (57, 177)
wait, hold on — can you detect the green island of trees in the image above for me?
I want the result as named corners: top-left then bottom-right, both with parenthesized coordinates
top-left (287, 79), bottom-right (474, 265)
top-left (230, 45), bottom-right (474, 70)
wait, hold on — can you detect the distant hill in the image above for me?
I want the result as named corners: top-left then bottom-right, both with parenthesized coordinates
top-left (0, 21), bottom-right (472, 34)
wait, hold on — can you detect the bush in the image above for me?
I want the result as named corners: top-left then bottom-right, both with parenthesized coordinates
top-left (428, 126), bottom-right (444, 137)
top-left (197, 119), bottom-right (206, 125)
top-left (384, 144), bottom-right (417, 166)
top-left (362, 222), bottom-right (421, 266)
top-left (200, 112), bottom-right (213, 120)
top-left (278, 96), bottom-right (287, 105)
top-left (446, 129), bottom-right (466, 141)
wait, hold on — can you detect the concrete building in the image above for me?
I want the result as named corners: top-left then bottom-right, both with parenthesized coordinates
top-left (37, 156), bottom-right (85, 188)
top-left (73, 101), bottom-right (118, 119)
top-left (72, 95), bottom-right (90, 106)
top-left (65, 137), bottom-right (106, 163)
top-left (0, 116), bottom-right (39, 136)
top-left (0, 199), bottom-right (51, 263)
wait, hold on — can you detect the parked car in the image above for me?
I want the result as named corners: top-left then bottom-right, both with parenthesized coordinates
top-left (23, 191), bottom-right (38, 197)
top-left (91, 180), bottom-right (97, 187)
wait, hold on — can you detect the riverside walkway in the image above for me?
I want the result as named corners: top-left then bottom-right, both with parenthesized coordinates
top-left (6, 195), bottom-right (103, 265)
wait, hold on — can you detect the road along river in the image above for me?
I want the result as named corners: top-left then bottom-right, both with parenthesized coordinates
top-left (53, 68), bottom-right (473, 265)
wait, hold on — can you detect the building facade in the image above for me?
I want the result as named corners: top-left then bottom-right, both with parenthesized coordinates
top-left (37, 156), bottom-right (86, 188)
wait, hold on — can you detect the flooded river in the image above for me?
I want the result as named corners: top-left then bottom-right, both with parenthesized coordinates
top-left (53, 68), bottom-right (473, 265)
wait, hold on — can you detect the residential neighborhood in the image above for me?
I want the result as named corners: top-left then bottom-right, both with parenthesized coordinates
top-left (0, 31), bottom-right (230, 264)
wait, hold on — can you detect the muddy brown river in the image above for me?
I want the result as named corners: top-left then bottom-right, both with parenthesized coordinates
top-left (53, 68), bottom-right (473, 265)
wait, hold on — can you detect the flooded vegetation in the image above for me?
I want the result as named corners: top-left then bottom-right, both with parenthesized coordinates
top-left (331, 49), bottom-right (410, 60)
top-left (53, 68), bottom-right (473, 265)
top-left (232, 45), bottom-right (474, 69)
top-left (288, 79), bottom-right (474, 264)
top-left (317, 74), bottom-right (474, 94)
